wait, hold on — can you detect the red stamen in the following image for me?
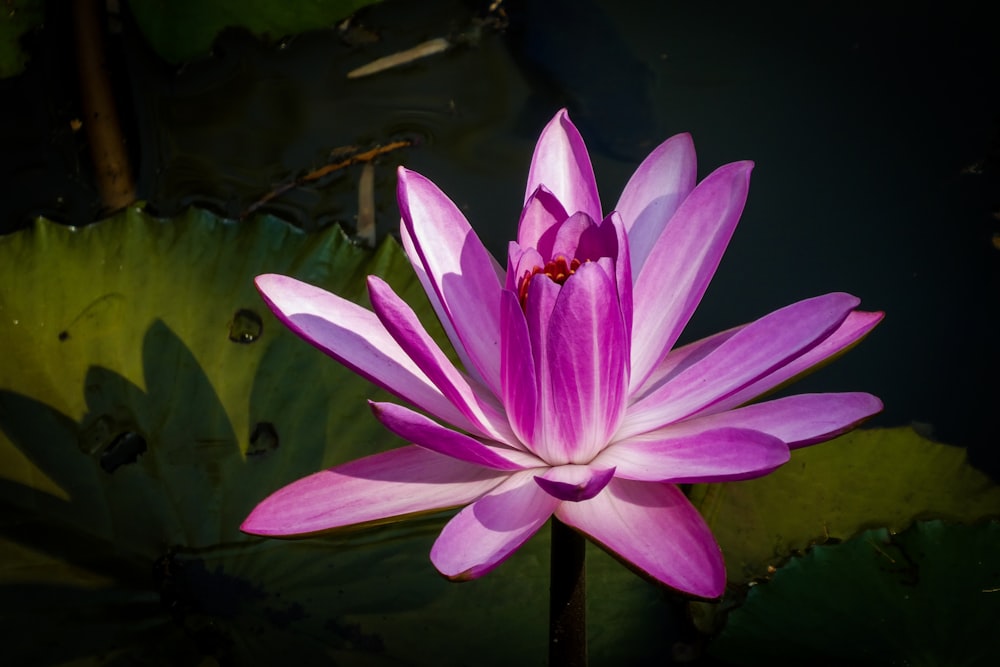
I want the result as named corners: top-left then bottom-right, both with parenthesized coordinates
top-left (518, 256), bottom-right (583, 308)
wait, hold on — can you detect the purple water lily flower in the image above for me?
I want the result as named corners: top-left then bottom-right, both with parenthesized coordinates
top-left (242, 110), bottom-right (882, 599)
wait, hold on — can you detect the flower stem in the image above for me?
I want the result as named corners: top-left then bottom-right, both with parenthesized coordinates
top-left (549, 517), bottom-right (587, 667)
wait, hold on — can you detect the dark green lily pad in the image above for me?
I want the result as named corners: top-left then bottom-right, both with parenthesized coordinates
top-left (690, 427), bottom-right (1000, 586)
top-left (0, 207), bottom-right (674, 665)
top-left (709, 520), bottom-right (1000, 665)
top-left (129, 0), bottom-right (381, 65)
top-left (0, 0), bottom-right (44, 78)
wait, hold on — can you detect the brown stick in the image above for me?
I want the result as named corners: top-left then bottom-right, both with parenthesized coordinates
top-left (242, 140), bottom-right (411, 218)
top-left (73, 0), bottom-right (136, 212)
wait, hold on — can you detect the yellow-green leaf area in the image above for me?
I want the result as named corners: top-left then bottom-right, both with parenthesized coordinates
top-left (690, 426), bottom-right (1000, 585)
top-left (0, 206), bottom-right (422, 552)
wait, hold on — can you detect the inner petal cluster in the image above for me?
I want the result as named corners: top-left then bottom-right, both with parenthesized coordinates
top-left (517, 255), bottom-right (582, 308)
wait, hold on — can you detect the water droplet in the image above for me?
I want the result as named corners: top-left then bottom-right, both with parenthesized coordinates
top-left (100, 431), bottom-right (147, 473)
top-left (229, 308), bottom-right (263, 344)
top-left (247, 422), bottom-right (279, 457)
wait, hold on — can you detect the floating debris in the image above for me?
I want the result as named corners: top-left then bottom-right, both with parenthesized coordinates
top-left (347, 37), bottom-right (451, 79)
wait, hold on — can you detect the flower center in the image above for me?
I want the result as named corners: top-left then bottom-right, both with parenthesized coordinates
top-left (517, 255), bottom-right (582, 308)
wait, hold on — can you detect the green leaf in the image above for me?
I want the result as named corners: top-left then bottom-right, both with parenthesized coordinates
top-left (689, 426), bottom-right (1000, 586)
top-left (0, 0), bottom-right (44, 78)
top-left (709, 520), bottom-right (1000, 665)
top-left (0, 206), bottom-right (418, 546)
top-left (0, 208), bottom-right (673, 664)
top-left (128, 0), bottom-right (382, 65)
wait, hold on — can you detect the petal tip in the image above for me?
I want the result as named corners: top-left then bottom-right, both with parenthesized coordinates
top-left (254, 273), bottom-right (285, 291)
top-left (534, 467), bottom-right (617, 502)
top-left (443, 568), bottom-right (478, 583)
top-left (240, 506), bottom-right (285, 537)
top-left (691, 578), bottom-right (726, 601)
top-left (710, 159), bottom-right (754, 185)
top-left (366, 274), bottom-right (388, 291)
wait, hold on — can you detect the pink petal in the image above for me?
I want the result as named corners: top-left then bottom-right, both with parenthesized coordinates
top-left (543, 260), bottom-right (629, 464)
top-left (551, 211), bottom-right (595, 257)
top-left (629, 161), bottom-right (754, 392)
top-left (255, 274), bottom-right (474, 432)
top-left (556, 479), bottom-right (725, 598)
top-left (555, 211), bottom-right (620, 263)
top-left (397, 167), bottom-right (504, 396)
top-left (615, 132), bottom-right (698, 274)
top-left (534, 465), bottom-right (616, 502)
top-left (506, 242), bottom-right (544, 294)
top-left (430, 471), bottom-right (559, 580)
top-left (658, 392), bottom-right (883, 449)
top-left (608, 212), bottom-right (634, 338)
top-left (620, 292), bottom-right (860, 439)
top-left (367, 275), bottom-right (515, 444)
top-left (631, 325), bottom-right (743, 401)
top-left (241, 446), bottom-right (507, 536)
top-left (370, 402), bottom-right (542, 470)
top-left (522, 273), bottom-right (561, 458)
top-left (595, 427), bottom-right (789, 483)
top-left (500, 289), bottom-right (538, 446)
top-left (524, 109), bottom-right (602, 223)
top-left (400, 220), bottom-right (480, 385)
top-left (705, 310), bottom-right (885, 415)
top-left (527, 211), bottom-right (627, 325)
top-left (517, 185), bottom-right (569, 257)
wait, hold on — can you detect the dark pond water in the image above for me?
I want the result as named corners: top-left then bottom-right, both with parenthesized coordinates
top-left (4, 0), bottom-right (996, 477)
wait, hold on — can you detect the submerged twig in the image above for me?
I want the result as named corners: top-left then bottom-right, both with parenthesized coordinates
top-left (241, 140), bottom-right (410, 218)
